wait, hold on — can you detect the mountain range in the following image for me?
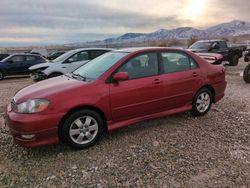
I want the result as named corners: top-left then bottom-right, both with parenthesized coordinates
top-left (83, 20), bottom-right (250, 46)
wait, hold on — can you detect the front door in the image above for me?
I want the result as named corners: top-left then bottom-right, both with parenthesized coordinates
top-left (109, 52), bottom-right (166, 122)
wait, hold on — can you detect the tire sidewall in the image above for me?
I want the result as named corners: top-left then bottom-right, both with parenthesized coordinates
top-left (243, 64), bottom-right (250, 83)
top-left (0, 71), bottom-right (4, 80)
top-left (230, 55), bottom-right (239, 66)
top-left (60, 109), bottom-right (104, 149)
top-left (192, 88), bottom-right (212, 116)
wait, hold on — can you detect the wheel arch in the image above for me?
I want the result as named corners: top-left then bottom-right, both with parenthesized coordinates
top-left (197, 85), bottom-right (215, 103)
top-left (58, 105), bottom-right (108, 140)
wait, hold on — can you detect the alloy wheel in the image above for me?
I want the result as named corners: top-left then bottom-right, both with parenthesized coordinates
top-left (69, 116), bottom-right (99, 145)
top-left (196, 92), bottom-right (211, 113)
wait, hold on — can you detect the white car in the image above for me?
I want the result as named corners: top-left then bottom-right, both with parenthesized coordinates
top-left (29, 48), bottom-right (111, 81)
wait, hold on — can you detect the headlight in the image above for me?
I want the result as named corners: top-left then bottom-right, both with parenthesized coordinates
top-left (15, 99), bottom-right (50, 114)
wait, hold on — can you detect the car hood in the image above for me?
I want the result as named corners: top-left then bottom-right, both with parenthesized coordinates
top-left (187, 48), bottom-right (207, 53)
top-left (14, 75), bottom-right (90, 103)
top-left (29, 62), bottom-right (52, 71)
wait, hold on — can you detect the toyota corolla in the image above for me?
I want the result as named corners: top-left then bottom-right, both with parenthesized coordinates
top-left (5, 47), bottom-right (227, 149)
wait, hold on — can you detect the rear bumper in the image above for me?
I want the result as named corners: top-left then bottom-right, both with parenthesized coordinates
top-left (5, 109), bottom-right (65, 148)
top-left (213, 81), bottom-right (227, 103)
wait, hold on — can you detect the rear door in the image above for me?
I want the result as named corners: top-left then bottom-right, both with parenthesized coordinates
top-left (109, 52), bottom-right (166, 122)
top-left (159, 51), bottom-right (202, 109)
top-left (25, 55), bottom-right (44, 73)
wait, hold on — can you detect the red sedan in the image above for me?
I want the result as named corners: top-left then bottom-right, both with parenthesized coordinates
top-left (5, 47), bottom-right (227, 149)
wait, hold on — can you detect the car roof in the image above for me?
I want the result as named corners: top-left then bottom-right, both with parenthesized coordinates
top-left (9, 53), bottom-right (42, 57)
top-left (195, 40), bottom-right (225, 43)
top-left (70, 48), bottom-right (113, 53)
top-left (114, 47), bottom-right (186, 53)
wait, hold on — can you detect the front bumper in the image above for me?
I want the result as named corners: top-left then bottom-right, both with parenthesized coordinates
top-left (30, 71), bottom-right (48, 82)
top-left (5, 108), bottom-right (65, 148)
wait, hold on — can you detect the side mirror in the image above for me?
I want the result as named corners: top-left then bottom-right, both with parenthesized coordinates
top-left (7, 60), bottom-right (13, 63)
top-left (113, 72), bottom-right (128, 82)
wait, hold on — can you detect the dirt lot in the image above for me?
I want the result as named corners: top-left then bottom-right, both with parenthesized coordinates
top-left (0, 61), bottom-right (249, 187)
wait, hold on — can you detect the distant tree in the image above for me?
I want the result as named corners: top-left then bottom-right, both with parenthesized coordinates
top-left (232, 37), bottom-right (238, 44)
top-left (221, 37), bottom-right (229, 42)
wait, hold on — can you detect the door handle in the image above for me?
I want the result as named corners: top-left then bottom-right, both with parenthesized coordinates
top-left (193, 72), bottom-right (198, 77)
top-left (152, 79), bottom-right (163, 84)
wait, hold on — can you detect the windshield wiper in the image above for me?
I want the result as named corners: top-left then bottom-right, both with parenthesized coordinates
top-left (71, 73), bottom-right (87, 81)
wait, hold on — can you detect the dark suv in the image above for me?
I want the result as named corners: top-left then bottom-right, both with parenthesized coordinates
top-left (0, 54), bottom-right (47, 80)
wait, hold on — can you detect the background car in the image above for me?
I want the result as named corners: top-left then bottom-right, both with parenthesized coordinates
top-left (188, 40), bottom-right (243, 66)
top-left (5, 47), bottom-right (226, 149)
top-left (0, 53), bottom-right (48, 80)
top-left (29, 48), bottom-right (112, 81)
top-left (47, 51), bottom-right (66, 60)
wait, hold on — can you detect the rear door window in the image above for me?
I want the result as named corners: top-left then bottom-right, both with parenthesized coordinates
top-left (161, 52), bottom-right (197, 74)
top-left (26, 56), bottom-right (36, 61)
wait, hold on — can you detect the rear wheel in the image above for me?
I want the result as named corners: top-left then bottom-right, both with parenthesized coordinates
top-left (243, 64), bottom-right (250, 83)
top-left (192, 88), bottom-right (212, 116)
top-left (244, 56), bottom-right (249, 62)
top-left (0, 71), bottom-right (4, 80)
top-left (229, 55), bottom-right (239, 66)
top-left (60, 109), bottom-right (105, 149)
top-left (48, 72), bottom-right (62, 78)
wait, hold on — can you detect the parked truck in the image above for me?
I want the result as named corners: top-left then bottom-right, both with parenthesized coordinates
top-left (188, 40), bottom-right (244, 66)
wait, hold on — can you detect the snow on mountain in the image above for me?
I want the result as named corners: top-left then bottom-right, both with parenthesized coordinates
top-left (82, 20), bottom-right (250, 46)
top-left (205, 20), bottom-right (250, 36)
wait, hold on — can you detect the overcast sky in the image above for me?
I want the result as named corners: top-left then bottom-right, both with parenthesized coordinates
top-left (0, 0), bottom-right (249, 47)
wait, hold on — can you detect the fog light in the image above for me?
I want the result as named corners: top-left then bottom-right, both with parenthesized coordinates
top-left (20, 134), bottom-right (35, 140)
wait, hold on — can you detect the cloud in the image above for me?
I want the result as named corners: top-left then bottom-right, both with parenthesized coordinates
top-left (0, 0), bottom-right (249, 46)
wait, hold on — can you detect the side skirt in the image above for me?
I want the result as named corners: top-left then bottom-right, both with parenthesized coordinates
top-left (107, 104), bottom-right (192, 132)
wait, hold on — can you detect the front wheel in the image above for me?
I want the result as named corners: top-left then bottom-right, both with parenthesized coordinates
top-left (229, 55), bottom-right (239, 66)
top-left (192, 88), bottom-right (212, 116)
top-left (60, 110), bottom-right (105, 149)
top-left (243, 64), bottom-right (250, 83)
top-left (0, 71), bottom-right (4, 80)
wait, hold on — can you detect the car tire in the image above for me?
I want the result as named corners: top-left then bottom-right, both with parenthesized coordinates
top-left (243, 64), bottom-right (250, 83)
top-left (0, 71), bottom-right (4, 80)
top-left (60, 109), bottom-right (105, 149)
top-left (244, 56), bottom-right (249, 62)
top-left (229, 55), bottom-right (239, 66)
top-left (48, 72), bottom-right (62, 78)
top-left (192, 88), bottom-right (212, 116)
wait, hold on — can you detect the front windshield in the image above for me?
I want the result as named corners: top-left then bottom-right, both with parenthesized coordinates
top-left (1, 55), bottom-right (13, 62)
top-left (190, 42), bottom-right (212, 50)
top-left (73, 52), bottom-right (128, 80)
top-left (52, 50), bottom-right (78, 63)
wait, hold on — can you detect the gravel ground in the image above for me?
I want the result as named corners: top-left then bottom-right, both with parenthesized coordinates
top-left (0, 61), bottom-right (249, 187)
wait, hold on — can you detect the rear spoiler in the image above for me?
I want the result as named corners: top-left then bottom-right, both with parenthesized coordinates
top-left (195, 53), bottom-right (223, 64)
